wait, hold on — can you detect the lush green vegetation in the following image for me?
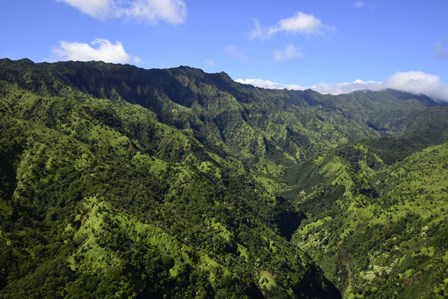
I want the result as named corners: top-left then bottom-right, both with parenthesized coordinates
top-left (294, 141), bottom-right (448, 298)
top-left (1, 58), bottom-right (447, 298)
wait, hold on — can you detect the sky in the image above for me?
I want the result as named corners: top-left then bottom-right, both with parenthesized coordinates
top-left (1, 0), bottom-right (448, 100)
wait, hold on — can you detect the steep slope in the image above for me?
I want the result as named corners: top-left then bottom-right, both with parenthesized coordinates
top-left (0, 73), bottom-right (339, 297)
top-left (294, 137), bottom-right (448, 298)
top-left (1, 58), bottom-right (448, 298)
top-left (0, 59), bottom-right (439, 177)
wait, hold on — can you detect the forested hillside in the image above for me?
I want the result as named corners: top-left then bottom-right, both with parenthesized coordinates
top-left (0, 58), bottom-right (447, 298)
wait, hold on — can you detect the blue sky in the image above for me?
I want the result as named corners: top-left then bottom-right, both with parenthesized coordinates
top-left (1, 0), bottom-right (448, 99)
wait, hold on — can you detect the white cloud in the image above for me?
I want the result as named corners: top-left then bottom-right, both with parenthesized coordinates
top-left (316, 72), bottom-right (448, 101)
top-left (59, 0), bottom-right (111, 18)
top-left (235, 78), bottom-right (381, 93)
top-left (383, 71), bottom-right (448, 101)
top-left (250, 11), bottom-right (330, 40)
top-left (235, 78), bottom-right (305, 90)
top-left (276, 12), bottom-right (323, 34)
top-left (236, 71), bottom-right (448, 102)
top-left (58, 0), bottom-right (187, 24)
top-left (225, 45), bottom-right (247, 62)
top-left (273, 45), bottom-right (303, 61)
top-left (311, 80), bottom-right (382, 95)
top-left (52, 39), bottom-right (140, 64)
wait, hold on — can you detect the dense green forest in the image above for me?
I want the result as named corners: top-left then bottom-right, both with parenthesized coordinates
top-left (0, 58), bottom-right (447, 298)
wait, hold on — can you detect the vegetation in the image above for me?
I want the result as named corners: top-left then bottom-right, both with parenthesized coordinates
top-left (1, 58), bottom-right (447, 298)
top-left (294, 141), bottom-right (448, 298)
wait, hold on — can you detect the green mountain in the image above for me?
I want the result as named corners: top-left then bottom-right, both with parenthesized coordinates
top-left (0, 58), bottom-right (447, 298)
top-left (294, 130), bottom-right (448, 298)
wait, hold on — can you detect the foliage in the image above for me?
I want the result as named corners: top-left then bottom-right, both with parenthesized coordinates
top-left (1, 58), bottom-right (448, 298)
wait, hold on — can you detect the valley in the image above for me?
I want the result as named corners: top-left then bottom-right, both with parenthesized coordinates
top-left (1, 58), bottom-right (447, 298)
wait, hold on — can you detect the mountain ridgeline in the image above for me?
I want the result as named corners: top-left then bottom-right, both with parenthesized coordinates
top-left (0, 58), bottom-right (447, 298)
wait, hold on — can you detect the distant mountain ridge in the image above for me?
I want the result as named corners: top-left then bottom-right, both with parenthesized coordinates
top-left (1, 58), bottom-right (448, 298)
top-left (0, 58), bottom-right (443, 162)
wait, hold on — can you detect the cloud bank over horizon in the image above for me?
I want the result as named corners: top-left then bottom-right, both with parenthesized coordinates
top-left (236, 71), bottom-right (448, 102)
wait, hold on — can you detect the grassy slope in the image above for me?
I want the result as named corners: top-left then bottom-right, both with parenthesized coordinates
top-left (1, 59), bottom-right (448, 298)
top-left (294, 141), bottom-right (448, 298)
top-left (0, 59), bottom-right (437, 178)
top-left (0, 81), bottom-right (338, 298)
